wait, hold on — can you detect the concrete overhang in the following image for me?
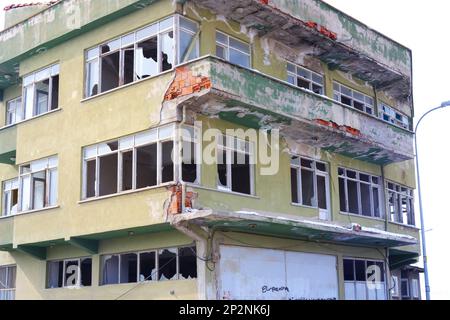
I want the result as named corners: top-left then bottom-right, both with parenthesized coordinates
top-left (389, 248), bottom-right (420, 270)
top-left (191, 0), bottom-right (412, 103)
top-left (0, 0), bottom-right (164, 90)
top-left (165, 56), bottom-right (414, 165)
top-left (170, 210), bottom-right (418, 248)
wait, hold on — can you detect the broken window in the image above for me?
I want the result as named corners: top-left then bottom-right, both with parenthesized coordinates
top-left (46, 257), bottom-right (92, 289)
top-left (333, 82), bottom-right (374, 115)
top-left (344, 258), bottom-right (386, 300)
top-left (379, 102), bottom-right (410, 130)
top-left (82, 125), bottom-right (175, 199)
top-left (100, 245), bottom-right (196, 286)
top-left (85, 15), bottom-right (198, 97)
top-left (217, 135), bottom-right (253, 195)
top-left (0, 265), bottom-right (16, 300)
top-left (19, 156), bottom-right (58, 212)
top-left (216, 31), bottom-right (251, 68)
top-left (5, 97), bottom-right (23, 126)
top-left (181, 125), bottom-right (199, 184)
top-left (287, 62), bottom-right (324, 95)
top-left (2, 178), bottom-right (19, 217)
top-left (387, 182), bottom-right (415, 226)
top-left (338, 168), bottom-right (382, 218)
top-left (22, 64), bottom-right (59, 119)
top-left (290, 156), bottom-right (329, 211)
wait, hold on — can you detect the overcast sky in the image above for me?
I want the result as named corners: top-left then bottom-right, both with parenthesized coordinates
top-left (1, 0), bottom-right (449, 300)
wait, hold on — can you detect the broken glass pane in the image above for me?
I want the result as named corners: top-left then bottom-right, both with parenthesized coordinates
top-left (158, 248), bottom-right (177, 281)
top-left (47, 261), bottom-right (63, 288)
top-left (178, 247), bottom-right (197, 280)
top-left (161, 31), bottom-right (174, 72)
top-left (182, 141), bottom-right (197, 183)
top-left (101, 51), bottom-right (120, 92)
top-left (231, 152), bottom-right (251, 194)
top-left (139, 252), bottom-right (156, 282)
top-left (101, 255), bottom-right (119, 285)
top-left (35, 79), bottom-right (49, 115)
top-left (136, 37), bottom-right (158, 79)
top-left (136, 144), bottom-right (157, 188)
top-left (80, 258), bottom-right (92, 287)
top-left (120, 253), bottom-right (137, 284)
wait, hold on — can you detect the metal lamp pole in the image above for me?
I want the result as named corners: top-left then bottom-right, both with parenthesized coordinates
top-left (414, 100), bottom-right (450, 300)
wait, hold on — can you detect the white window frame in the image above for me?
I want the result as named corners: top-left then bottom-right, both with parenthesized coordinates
top-left (387, 181), bottom-right (415, 226)
top-left (391, 275), bottom-right (399, 297)
top-left (215, 31), bottom-right (251, 68)
top-left (5, 97), bottom-right (23, 126)
top-left (401, 278), bottom-right (410, 298)
top-left (179, 124), bottom-right (201, 185)
top-left (287, 62), bottom-right (324, 95)
top-left (100, 245), bottom-right (196, 285)
top-left (82, 124), bottom-right (176, 199)
top-left (411, 279), bottom-right (419, 298)
top-left (84, 15), bottom-right (199, 97)
top-left (333, 82), bottom-right (374, 115)
top-left (46, 257), bottom-right (92, 289)
top-left (344, 258), bottom-right (387, 301)
top-left (379, 102), bottom-right (410, 130)
top-left (217, 134), bottom-right (255, 196)
top-left (338, 167), bottom-right (383, 219)
top-left (0, 265), bottom-right (16, 301)
top-left (290, 156), bottom-right (330, 219)
top-left (2, 178), bottom-right (19, 217)
top-left (18, 156), bottom-right (58, 212)
top-left (22, 64), bottom-right (60, 120)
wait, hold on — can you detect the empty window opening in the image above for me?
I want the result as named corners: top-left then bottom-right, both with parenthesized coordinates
top-left (387, 182), bottom-right (415, 226)
top-left (19, 156), bottom-right (58, 212)
top-left (290, 156), bottom-right (329, 210)
top-left (333, 82), bottom-right (374, 115)
top-left (338, 168), bottom-right (382, 219)
top-left (22, 64), bottom-right (59, 119)
top-left (85, 15), bottom-right (198, 97)
top-left (2, 179), bottom-right (19, 217)
top-left (287, 62), bottom-right (324, 95)
top-left (217, 135), bottom-right (253, 195)
top-left (82, 125), bottom-right (175, 199)
top-left (100, 245), bottom-right (196, 285)
top-left (379, 102), bottom-right (410, 130)
top-left (46, 258), bottom-right (92, 289)
top-left (216, 31), bottom-right (251, 68)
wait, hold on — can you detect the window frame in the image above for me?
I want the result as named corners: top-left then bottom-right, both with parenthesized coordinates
top-left (46, 257), bottom-right (92, 289)
top-left (379, 102), bottom-right (410, 130)
top-left (386, 181), bottom-right (415, 226)
top-left (391, 275), bottom-right (399, 297)
top-left (82, 124), bottom-right (176, 200)
top-left (290, 155), bottom-right (330, 211)
top-left (401, 278), bottom-right (410, 298)
top-left (411, 278), bottom-right (419, 299)
top-left (343, 258), bottom-right (387, 300)
top-left (333, 82), bottom-right (374, 115)
top-left (338, 167), bottom-right (383, 219)
top-left (216, 134), bottom-right (255, 196)
top-left (5, 96), bottom-right (23, 126)
top-left (1, 178), bottom-right (19, 217)
top-left (180, 124), bottom-right (201, 185)
top-left (22, 64), bottom-right (60, 120)
top-left (0, 265), bottom-right (16, 301)
top-left (100, 245), bottom-right (196, 286)
top-left (84, 15), bottom-right (199, 98)
top-left (286, 62), bottom-right (324, 95)
top-left (215, 30), bottom-right (251, 68)
top-left (18, 156), bottom-right (58, 213)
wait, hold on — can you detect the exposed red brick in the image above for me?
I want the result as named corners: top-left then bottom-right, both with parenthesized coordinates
top-left (259, 0), bottom-right (269, 4)
top-left (164, 66), bottom-right (211, 101)
top-left (167, 185), bottom-right (196, 215)
top-left (315, 119), bottom-right (339, 130)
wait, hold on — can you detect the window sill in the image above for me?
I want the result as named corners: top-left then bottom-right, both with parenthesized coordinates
top-left (339, 211), bottom-right (386, 223)
top-left (0, 108), bottom-right (62, 131)
top-left (78, 183), bottom-right (177, 204)
top-left (0, 205), bottom-right (60, 220)
top-left (189, 184), bottom-right (259, 200)
top-left (388, 221), bottom-right (420, 230)
top-left (290, 202), bottom-right (321, 211)
top-left (99, 278), bottom-right (196, 288)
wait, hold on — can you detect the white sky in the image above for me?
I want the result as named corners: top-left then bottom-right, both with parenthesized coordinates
top-left (1, 0), bottom-right (449, 300)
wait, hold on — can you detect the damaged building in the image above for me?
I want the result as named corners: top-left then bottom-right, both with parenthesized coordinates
top-left (0, 0), bottom-right (421, 300)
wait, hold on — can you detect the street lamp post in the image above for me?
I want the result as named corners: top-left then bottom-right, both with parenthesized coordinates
top-left (414, 100), bottom-right (450, 301)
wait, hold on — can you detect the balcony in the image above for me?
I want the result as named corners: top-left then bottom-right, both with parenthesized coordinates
top-left (164, 56), bottom-right (414, 164)
top-left (0, 125), bottom-right (16, 165)
top-left (192, 0), bottom-right (412, 103)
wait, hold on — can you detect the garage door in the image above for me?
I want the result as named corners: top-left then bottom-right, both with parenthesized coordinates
top-left (219, 246), bottom-right (338, 300)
